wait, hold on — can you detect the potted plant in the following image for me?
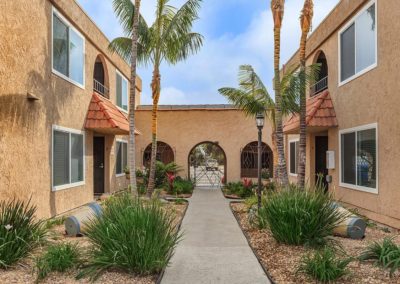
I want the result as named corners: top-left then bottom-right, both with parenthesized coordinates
top-left (124, 166), bottom-right (130, 179)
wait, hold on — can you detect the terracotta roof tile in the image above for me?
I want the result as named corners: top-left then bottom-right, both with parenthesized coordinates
top-left (283, 90), bottom-right (338, 133)
top-left (85, 93), bottom-right (141, 135)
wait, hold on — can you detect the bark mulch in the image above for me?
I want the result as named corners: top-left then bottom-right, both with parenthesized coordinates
top-left (231, 202), bottom-right (400, 284)
top-left (0, 202), bottom-right (187, 284)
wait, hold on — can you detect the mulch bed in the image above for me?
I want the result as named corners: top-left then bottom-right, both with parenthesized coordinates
top-left (0, 202), bottom-right (187, 284)
top-left (231, 202), bottom-right (400, 284)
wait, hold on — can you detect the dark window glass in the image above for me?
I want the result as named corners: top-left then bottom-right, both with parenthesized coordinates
top-left (290, 142), bottom-right (298, 174)
top-left (341, 23), bottom-right (355, 82)
top-left (357, 129), bottom-right (376, 188)
top-left (53, 14), bottom-right (69, 76)
top-left (116, 142), bottom-right (123, 174)
top-left (53, 131), bottom-right (70, 186)
top-left (341, 132), bottom-right (356, 184)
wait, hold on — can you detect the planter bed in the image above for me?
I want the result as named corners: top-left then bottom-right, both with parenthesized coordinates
top-left (231, 202), bottom-right (400, 284)
top-left (0, 202), bottom-right (187, 284)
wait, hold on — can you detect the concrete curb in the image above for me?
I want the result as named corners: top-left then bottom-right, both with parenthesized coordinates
top-left (156, 199), bottom-right (190, 284)
top-left (229, 201), bottom-right (276, 284)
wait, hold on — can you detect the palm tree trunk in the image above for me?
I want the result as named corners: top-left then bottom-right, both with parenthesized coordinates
top-left (298, 0), bottom-right (313, 187)
top-left (128, 0), bottom-right (141, 195)
top-left (272, 131), bottom-right (279, 179)
top-left (297, 32), bottom-right (307, 187)
top-left (147, 68), bottom-right (161, 197)
top-left (273, 26), bottom-right (289, 186)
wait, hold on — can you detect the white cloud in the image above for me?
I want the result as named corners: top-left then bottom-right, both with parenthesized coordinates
top-left (77, 0), bottom-right (340, 104)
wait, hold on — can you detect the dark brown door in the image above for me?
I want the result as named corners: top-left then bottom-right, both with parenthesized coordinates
top-left (315, 136), bottom-right (328, 192)
top-left (93, 137), bottom-right (105, 195)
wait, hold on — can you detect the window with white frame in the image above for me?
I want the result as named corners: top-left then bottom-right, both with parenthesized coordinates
top-left (116, 141), bottom-right (128, 175)
top-left (116, 71), bottom-right (128, 112)
top-left (340, 124), bottom-right (377, 192)
top-left (289, 140), bottom-right (299, 175)
top-left (339, 1), bottom-right (376, 84)
top-left (52, 126), bottom-right (84, 190)
top-left (52, 8), bottom-right (85, 87)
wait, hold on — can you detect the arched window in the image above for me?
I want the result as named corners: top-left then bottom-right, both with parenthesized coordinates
top-left (143, 141), bottom-right (174, 167)
top-left (241, 142), bottom-right (273, 178)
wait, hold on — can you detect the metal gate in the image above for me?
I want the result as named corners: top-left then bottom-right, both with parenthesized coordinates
top-left (189, 143), bottom-right (226, 188)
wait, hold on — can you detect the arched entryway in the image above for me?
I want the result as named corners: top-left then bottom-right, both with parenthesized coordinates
top-left (188, 142), bottom-right (226, 188)
top-left (143, 141), bottom-right (175, 168)
top-left (93, 55), bottom-right (109, 98)
top-left (311, 51), bottom-right (328, 96)
top-left (241, 142), bottom-right (273, 178)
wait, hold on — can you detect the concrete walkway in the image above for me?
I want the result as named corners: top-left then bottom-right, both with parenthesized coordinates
top-left (161, 188), bottom-right (270, 284)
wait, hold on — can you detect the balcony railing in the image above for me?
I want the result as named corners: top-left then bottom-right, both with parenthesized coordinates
top-left (93, 79), bottom-right (109, 97)
top-left (310, 76), bottom-right (328, 97)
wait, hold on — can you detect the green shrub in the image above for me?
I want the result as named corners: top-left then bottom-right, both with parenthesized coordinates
top-left (0, 199), bottom-right (47, 269)
top-left (298, 247), bottom-right (351, 282)
top-left (172, 179), bottom-right (194, 195)
top-left (143, 162), bottom-right (182, 189)
top-left (359, 237), bottom-right (400, 276)
top-left (78, 193), bottom-right (181, 280)
top-left (224, 181), bottom-right (254, 199)
top-left (259, 185), bottom-right (347, 246)
top-left (35, 242), bottom-right (80, 281)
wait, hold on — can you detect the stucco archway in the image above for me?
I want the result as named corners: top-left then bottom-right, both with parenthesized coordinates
top-left (188, 142), bottom-right (227, 187)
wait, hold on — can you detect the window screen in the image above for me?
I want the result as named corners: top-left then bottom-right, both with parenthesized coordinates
top-left (53, 131), bottom-right (70, 186)
top-left (116, 141), bottom-right (127, 175)
top-left (340, 24), bottom-right (355, 82)
top-left (71, 133), bottom-right (84, 183)
top-left (341, 132), bottom-right (356, 185)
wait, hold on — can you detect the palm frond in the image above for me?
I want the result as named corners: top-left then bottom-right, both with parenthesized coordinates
top-left (112, 0), bottom-right (149, 37)
top-left (108, 37), bottom-right (152, 67)
top-left (218, 87), bottom-right (265, 117)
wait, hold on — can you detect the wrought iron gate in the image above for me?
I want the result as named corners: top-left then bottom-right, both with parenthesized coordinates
top-left (189, 143), bottom-right (226, 188)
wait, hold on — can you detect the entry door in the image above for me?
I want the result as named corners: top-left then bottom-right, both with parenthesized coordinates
top-left (315, 136), bottom-right (328, 192)
top-left (93, 137), bottom-right (105, 195)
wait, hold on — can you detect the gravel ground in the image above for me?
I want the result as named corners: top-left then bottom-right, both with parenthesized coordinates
top-left (0, 202), bottom-right (187, 284)
top-left (231, 202), bottom-right (400, 284)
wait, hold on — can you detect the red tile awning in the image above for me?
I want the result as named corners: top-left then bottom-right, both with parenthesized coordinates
top-left (85, 93), bottom-right (140, 135)
top-left (283, 90), bottom-right (338, 134)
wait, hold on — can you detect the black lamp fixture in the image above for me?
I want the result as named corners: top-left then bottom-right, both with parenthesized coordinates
top-left (256, 112), bottom-right (265, 129)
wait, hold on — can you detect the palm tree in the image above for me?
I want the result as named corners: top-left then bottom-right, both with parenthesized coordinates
top-left (271, 0), bottom-right (288, 185)
top-left (111, 0), bottom-right (141, 195)
top-left (219, 65), bottom-right (299, 181)
top-left (109, 0), bottom-right (203, 197)
top-left (297, 0), bottom-right (314, 187)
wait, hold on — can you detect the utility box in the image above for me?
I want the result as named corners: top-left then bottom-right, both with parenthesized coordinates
top-left (326, 151), bottom-right (335, 169)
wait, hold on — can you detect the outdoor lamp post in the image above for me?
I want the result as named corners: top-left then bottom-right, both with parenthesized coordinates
top-left (256, 112), bottom-right (265, 209)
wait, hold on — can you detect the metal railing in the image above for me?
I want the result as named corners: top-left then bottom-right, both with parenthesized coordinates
top-left (310, 76), bottom-right (328, 97)
top-left (93, 79), bottom-right (109, 97)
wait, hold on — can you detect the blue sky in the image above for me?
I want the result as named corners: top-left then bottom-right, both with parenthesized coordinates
top-left (77, 0), bottom-right (339, 105)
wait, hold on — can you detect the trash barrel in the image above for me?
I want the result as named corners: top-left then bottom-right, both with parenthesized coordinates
top-left (64, 202), bottom-right (102, 236)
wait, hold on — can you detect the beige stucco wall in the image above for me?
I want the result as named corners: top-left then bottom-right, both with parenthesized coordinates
top-left (135, 108), bottom-right (274, 183)
top-left (283, 0), bottom-right (400, 228)
top-left (0, 0), bottom-right (140, 218)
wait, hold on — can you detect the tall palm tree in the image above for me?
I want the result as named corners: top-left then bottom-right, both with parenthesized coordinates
top-left (219, 65), bottom-right (300, 181)
top-left (109, 0), bottom-right (203, 197)
top-left (271, 0), bottom-right (288, 185)
top-left (297, 0), bottom-right (314, 187)
top-left (111, 0), bottom-right (141, 195)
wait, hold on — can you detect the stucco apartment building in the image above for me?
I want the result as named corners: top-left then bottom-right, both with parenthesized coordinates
top-left (0, 0), bottom-right (142, 218)
top-left (283, 0), bottom-right (400, 228)
top-left (0, 0), bottom-right (276, 218)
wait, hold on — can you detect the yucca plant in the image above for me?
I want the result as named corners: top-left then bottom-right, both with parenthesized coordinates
top-left (259, 184), bottom-right (348, 246)
top-left (35, 242), bottom-right (81, 282)
top-left (359, 237), bottom-right (400, 276)
top-left (77, 193), bottom-right (181, 281)
top-left (0, 199), bottom-right (47, 269)
top-left (298, 247), bottom-right (352, 282)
